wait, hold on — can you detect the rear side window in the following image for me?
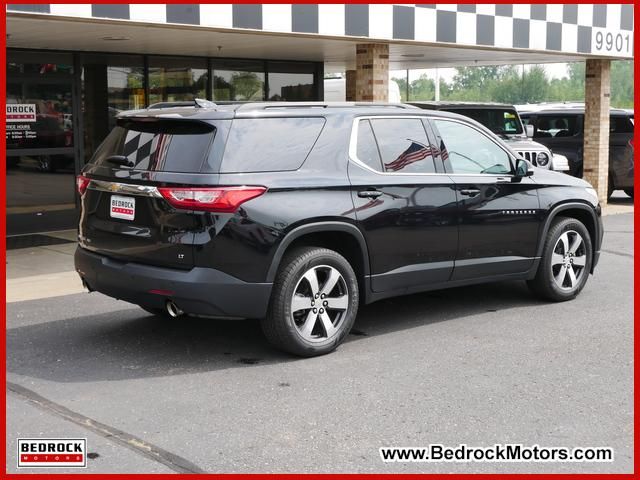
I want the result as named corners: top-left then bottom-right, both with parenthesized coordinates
top-left (369, 118), bottom-right (436, 173)
top-left (220, 117), bottom-right (325, 173)
top-left (534, 115), bottom-right (580, 138)
top-left (91, 120), bottom-right (215, 172)
top-left (355, 120), bottom-right (383, 171)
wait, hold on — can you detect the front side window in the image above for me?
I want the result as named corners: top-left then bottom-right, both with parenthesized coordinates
top-left (369, 118), bottom-right (436, 174)
top-left (449, 108), bottom-right (524, 135)
top-left (434, 119), bottom-right (512, 175)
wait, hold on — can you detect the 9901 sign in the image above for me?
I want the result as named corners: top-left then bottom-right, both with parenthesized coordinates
top-left (592, 28), bottom-right (632, 57)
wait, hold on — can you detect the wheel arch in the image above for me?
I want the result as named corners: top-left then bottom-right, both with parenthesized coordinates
top-left (266, 222), bottom-right (370, 284)
top-left (538, 202), bottom-right (600, 273)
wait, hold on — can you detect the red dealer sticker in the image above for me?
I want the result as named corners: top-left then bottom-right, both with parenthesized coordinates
top-left (18, 439), bottom-right (87, 468)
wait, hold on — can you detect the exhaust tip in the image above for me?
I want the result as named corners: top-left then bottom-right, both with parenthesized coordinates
top-left (165, 300), bottom-right (184, 318)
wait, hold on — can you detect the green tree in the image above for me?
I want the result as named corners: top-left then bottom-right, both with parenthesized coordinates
top-left (451, 66), bottom-right (501, 90)
top-left (396, 61), bottom-right (633, 108)
top-left (611, 61), bottom-right (633, 108)
top-left (391, 74), bottom-right (435, 101)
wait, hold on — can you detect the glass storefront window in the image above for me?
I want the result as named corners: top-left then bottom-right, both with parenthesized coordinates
top-left (148, 57), bottom-right (207, 104)
top-left (81, 54), bottom-right (145, 163)
top-left (7, 50), bottom-right (73, 76)
top-left (267, 61), bottom-right (317, 101)
top-left (212, 60), bottom-right (265, 101)
top-left (7, 51), bottom-right (76, 218)
top-left (6, 81), bottom-right (74, 151)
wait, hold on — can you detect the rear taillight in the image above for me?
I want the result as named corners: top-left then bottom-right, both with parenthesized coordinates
top-left (76, 175), bottom-right (90, 196)
top-left (157, 186), bottom-right (267, 213)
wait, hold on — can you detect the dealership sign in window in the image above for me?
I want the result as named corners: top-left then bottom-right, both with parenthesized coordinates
top-left (6, 104), bottom-right (36, 122)
top-left (6, 104), bottom-right (38, 143)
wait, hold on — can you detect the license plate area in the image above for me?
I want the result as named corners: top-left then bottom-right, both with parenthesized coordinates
top-left (110, 195), bottom-right (136, 221)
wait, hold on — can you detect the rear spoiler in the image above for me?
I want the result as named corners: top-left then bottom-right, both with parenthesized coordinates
top-left (147, 98), bottom-right (217, 110)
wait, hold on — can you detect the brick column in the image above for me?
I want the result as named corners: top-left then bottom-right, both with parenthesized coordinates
top-left (355, 44), bottom-right (389, 102)
top-left (583, 59), bottom-right (611, 203)
top-left (345, 70), bottom-right (356, 101)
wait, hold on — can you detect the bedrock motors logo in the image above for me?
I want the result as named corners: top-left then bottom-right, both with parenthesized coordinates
top-left (18, 439), bottom-right (87, 468)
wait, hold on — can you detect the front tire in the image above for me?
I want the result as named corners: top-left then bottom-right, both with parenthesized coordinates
top-left (261, 247), bottom-right (359, 357)
top-left (528, 217), bottom-right (592, 302)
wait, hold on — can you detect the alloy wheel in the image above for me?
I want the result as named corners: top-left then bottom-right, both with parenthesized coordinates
top-left (290, 265), bottom-right (349, 343)
top-left (551, 230), bottom-right (587, 291)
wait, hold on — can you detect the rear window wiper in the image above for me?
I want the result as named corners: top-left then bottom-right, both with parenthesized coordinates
top-left (105, 155), bottom-right (134, 168)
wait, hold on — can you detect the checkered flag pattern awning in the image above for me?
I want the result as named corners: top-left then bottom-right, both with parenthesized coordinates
top-left (8, 4), bottom-right (634, 58)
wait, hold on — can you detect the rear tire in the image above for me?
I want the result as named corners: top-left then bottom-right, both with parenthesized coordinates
top-left (527, 217), bottom-right (592, 302)
top-left (261, 247), bottom-right (359, 357)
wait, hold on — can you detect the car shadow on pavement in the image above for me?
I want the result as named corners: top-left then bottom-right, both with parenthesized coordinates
top-left (7, 281), bottom-right (541, 383)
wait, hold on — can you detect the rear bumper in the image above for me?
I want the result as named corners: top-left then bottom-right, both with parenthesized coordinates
top-left (74, 247), bottom-right (272, 319)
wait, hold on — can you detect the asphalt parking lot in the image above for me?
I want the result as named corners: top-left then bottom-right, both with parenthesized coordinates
top-left (6, 211), bottom-right (633, 474)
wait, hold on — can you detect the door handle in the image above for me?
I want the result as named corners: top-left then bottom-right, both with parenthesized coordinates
top-left (459, 188), bottom-right (481, 197)
top-left (358, 189), bottom-right (383, 199)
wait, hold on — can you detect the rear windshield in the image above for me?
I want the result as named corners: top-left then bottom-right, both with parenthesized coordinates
top-left (90, 119), bottom-right (215, 172)
top-left (447, 108), bottom-right (524, 135)
top-left (220, 117), bottom-right (325, 173)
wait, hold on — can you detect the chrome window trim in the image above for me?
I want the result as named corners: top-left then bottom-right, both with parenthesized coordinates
top-left (87, 179), bottom-right (162, 198)
top-left (348, 115), bottom-right (518, 178)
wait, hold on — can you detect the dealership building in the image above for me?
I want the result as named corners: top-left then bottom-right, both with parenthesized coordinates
top-left (5, 4), bottom-right (634, 234)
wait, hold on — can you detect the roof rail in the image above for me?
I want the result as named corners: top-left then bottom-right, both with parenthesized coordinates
top-left (148, 98), bottom-right (217, 110)
top-left (236, 102), bottom-right (418, 111)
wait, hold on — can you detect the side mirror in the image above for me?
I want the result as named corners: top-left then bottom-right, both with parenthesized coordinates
top-left (514, 158), bottom-right (534, 179)
top-left (525, 124), bottom-right (534, 138)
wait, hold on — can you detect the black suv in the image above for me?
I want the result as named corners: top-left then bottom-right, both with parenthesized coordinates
top-left (75, 102), bottom-right (603, 357)
top-left (519, 107), bottom-right (634, 198)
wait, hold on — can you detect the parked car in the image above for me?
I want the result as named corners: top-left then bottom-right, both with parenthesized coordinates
top-left (409, 101), bottom-right (569, 173)
top-left (518, 106), bottom-right (634, 198)
top-left (75, 102), bottom-right (603, 357)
